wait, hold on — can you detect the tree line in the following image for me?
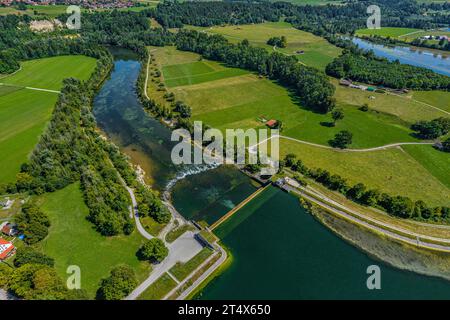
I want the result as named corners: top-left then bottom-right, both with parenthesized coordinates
top-left (326, 51), bottom-right (450, 91)
top-left (283, 154), bottom-right (450, 222)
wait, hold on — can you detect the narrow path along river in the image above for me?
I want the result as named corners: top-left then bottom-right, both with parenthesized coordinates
top-left (92, 48), bottom-right (450, 299)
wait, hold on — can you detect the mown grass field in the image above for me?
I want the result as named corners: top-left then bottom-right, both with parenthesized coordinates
top-left (163, 60), bottom-right (249, 87)
top-left (355, 27), bottom-right (421, 38)
top-left (0, 55), bottom-right (96, 183)
top-left (278, 140), bottom-right (450, 207)
top-left (412, 90), bottom-right (450, 113)
top-left (332, 79), bottom-right (449, 122)
top-left (188, 21), bottom-right (342, 70)
top-left (0, 89), bottom-right (57, 183)
top-left (39, 183), bottom-right (151, 299)
top-left (403, 144), bottom-right (450, 189)
top-left (1, 55), bottom-right (96, 90)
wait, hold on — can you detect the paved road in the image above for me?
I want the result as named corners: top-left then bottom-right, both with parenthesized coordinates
top-left (286, 185), bottom-right (450, 252)
top-left (253, 134), bottom-right (434, 152)
top-left (125, 230), bottom-right (203, 300)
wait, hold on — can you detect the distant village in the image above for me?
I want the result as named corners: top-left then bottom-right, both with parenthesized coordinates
top-left (0, 0), bottom-right (134, 9)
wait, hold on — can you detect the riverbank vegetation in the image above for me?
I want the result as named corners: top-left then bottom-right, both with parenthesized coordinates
top-left (326, 52), bottom-right (450, 91)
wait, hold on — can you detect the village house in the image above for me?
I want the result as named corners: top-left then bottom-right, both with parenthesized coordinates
top-left (1, 222), bottom-right (18, 237)
top-left (266, 119), bottom-right (278, 128)
top-left (0, 238), bottom-right (15, 261)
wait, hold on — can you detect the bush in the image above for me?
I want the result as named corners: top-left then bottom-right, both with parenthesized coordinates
top-left (15, 203), bottom-right (50, 245)
top-left (14, 247), bottom-right (54, 268)
top-left (96, 265), bottom-right (138, 300)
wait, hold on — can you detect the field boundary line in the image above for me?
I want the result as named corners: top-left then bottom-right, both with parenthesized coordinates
top-left (0, 66), bottom-right (22, 80)
top-left (0, 82), bottom-right (60, 94)
top-left (252, 134), bottom-right (434, 152)
top-left (387, 92), bottom-right (450, 116)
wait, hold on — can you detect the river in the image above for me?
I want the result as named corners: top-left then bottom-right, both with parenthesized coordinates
top-left (352, 37), bottom-right (450, 77)
top-left (93, 49), bottom-right (450, 299)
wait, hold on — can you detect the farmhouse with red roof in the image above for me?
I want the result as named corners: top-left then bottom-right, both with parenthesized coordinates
top-left (0, 238), bottom-right (15, 260)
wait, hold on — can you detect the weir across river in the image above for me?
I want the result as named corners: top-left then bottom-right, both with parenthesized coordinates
top-left (209, 184), bottom-right (271, 231)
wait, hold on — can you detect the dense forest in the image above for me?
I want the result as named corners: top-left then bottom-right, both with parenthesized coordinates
top-left (150, 0), bottom-right (449, 35)
top-left (326, 51), bottom-right (450, 90)
top-left (152, 1), bottom-right (282, 28)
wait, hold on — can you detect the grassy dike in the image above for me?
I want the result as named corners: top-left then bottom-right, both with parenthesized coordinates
top-left (187, 246), bottom-right (233, 300)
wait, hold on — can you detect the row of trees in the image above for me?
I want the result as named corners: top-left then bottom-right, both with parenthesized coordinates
top-left (326, 52), bottom-right (450, 91)
top-left (284, 154), bottom-right (450, 222)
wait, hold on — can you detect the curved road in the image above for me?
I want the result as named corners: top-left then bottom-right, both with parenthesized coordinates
top-left (124, 185), bottom-right (154, 240)
top-left (253, 134), bottom-right (434, 152)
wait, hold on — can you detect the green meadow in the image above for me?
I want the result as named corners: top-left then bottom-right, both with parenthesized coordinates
top-left (0, 55), bottom-right (96, 183)
top-left (1, 55), bottom-right (96, 90)
top-left (39, 183), bottom-right (150, 298)
top-left (403, 144), bottom-right (450, 189)
top-left (0, 5), bottom-right (67, 17)
top-left (188, 21), bottom-right (342, 70)
top-left (0, 89), bottom-right (57, 183)
top-left (155, 46), bottom-right (420, 149)
top-left (0, 4), bottom-right (155, 17)
top-left (278, 140), bottom-right (450, 207)
top-left (163, 60), bottom-right (249, 87)
top-left (412, 90), bottom-right (450, 113)
top-left (332, 78), bottom-right (449, 123)
top-left (355, 27), bottom-right (421, 38)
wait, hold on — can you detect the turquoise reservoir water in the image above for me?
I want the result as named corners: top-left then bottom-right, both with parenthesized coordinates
top-left (198, 187), bottom-right (450, 299)
top-left (352, 37), bottom-right (450, 77)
